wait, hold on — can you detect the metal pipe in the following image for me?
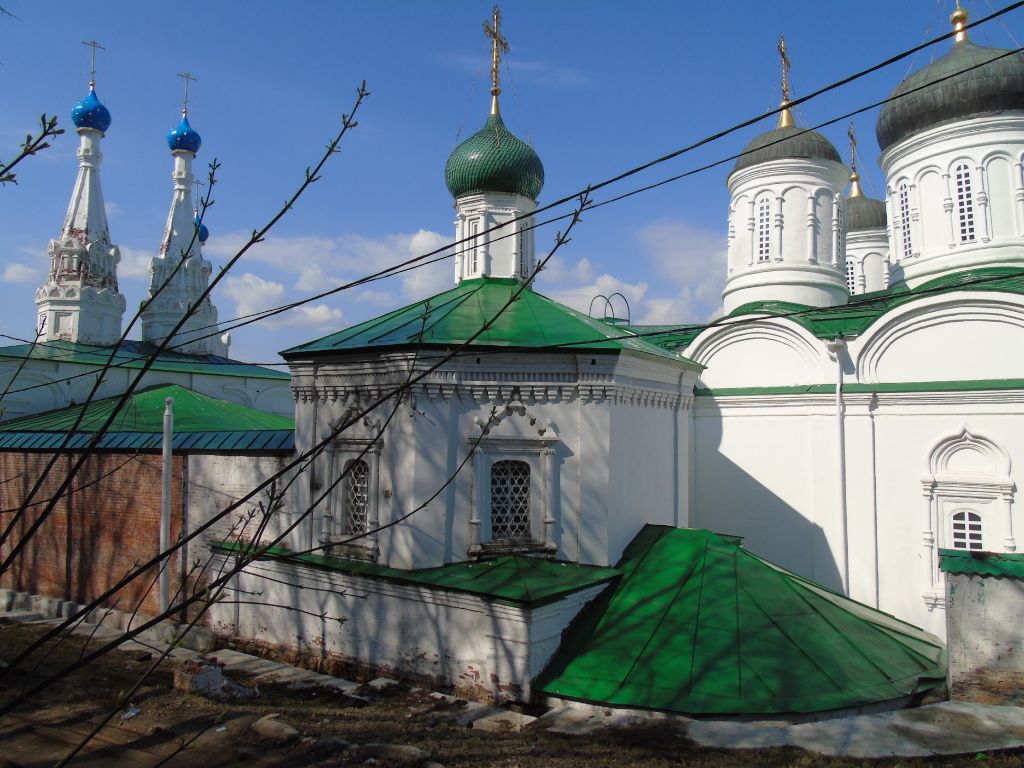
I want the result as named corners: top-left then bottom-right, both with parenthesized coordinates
top-left (159, 396), bottom-right (174, 614)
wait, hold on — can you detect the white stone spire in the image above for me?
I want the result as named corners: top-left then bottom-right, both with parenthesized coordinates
top-left (140, 97), bottom-right (229, 358)
top-left (35, 78), bottom-right (126, 345)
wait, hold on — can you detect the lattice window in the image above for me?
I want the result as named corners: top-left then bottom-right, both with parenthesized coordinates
top-left (898, 183), bottom-right (913, 258)
top-left (846, 258), bottom-right (856, 294)
top-left (517, 226), bottom-right (526, 275)
top-left (490, 460), bottom-right (531, 540)
top-left (837, 201), bottom-right (846, 264)
top-left (344, 459), bottom-right (369, 535)
top-left (757, 196), bottom-right (772, 262)
top-left (955, 163), bottom-right (976, 243)
top-left (470, 220), bottom-right (480, 274)
top-left (952, 510), bottom-right (983, 551)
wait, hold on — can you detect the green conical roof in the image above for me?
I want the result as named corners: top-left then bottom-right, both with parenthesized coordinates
top-left (733, 124), bottom-right (842, 174)
top-left (445, 114), bottom-right (544, 200)
top-left (538, 526), bottom-right (946, 716)
top-left (877, 39), bottom-right (1024, 152)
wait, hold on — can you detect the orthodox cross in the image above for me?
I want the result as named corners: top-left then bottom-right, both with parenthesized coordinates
top-left (177, 71), bottom-right (198, 115)
top-left (777, 35), bottom-right (791, 103)
top-left (81, 40), bottom-right (105, 86)
top-left (848, 122), bottom-right (858, 172)
top-left (483, 5), bottom-right (509, 113)
top-left (193, 177), bottom-right (205, 207)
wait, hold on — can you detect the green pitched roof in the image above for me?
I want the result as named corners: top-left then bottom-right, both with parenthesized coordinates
top-left (445, 113), bottom-right (544, 200)
top-left (939, 548), bottom-right (1024, 579)
top-left (0, 339), bottom-right (288, 380)
top-left (282, 278), bottom-right (695, 364)
top-left (212, 540), bottom-right (619, 607)
top-left (877, 39), bottom-right (1024, 152)
top-left (0, 384), bottom-right (294, 452)
top-left (537, 526), bottom-right (946, 716)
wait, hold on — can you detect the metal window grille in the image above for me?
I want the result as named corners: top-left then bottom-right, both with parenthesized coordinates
top-left (344, 459), bottom-right (369, 535)
top-left (757, 196), bottom-right (771, 262)
top-left (837, 203), bottom-right (845, 264)
top-left (955, 164), bottom-right (976, 243)
top-left (846, 259), bottom-right (856, 294)
top-left (490, 460), bottom-right (531, 540)
top-left (898, 184), bottom-right (913, 258)
top-left (952, 510), bottom-right (982, 551)
top-left (470, 220), bottom-right (480, 273)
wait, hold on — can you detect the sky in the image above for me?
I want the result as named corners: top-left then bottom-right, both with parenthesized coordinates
top-left (1, 0), bottom-right (1021, 365)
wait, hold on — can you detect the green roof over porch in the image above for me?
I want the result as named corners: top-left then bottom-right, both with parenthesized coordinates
top-left (282, 278), bottom-right (695, 365)
top-left (537, 526), bottom-right (946, 715)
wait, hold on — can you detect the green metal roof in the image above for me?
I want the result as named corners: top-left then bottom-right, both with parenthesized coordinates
top-left (282, 277), bottom-right (695, 364)
top-left (212, 540), bottom-right (619, 607)
top-left (0, 384), bottom-right (294, 452)
top-left (939, 548), bottom-right (1024, 579)
top-left (444, 113), bottom-right (544, 200)
top-left (847, 194), bottom-right (887, 232)
top-left (0, 339), bottom-right (288, 380)
top-left (877, 39), bottom-right (1024, 152)
top-left (733, 124), bottom-right (841, 174)
top-left (538, 526), bottom-right (946, 716)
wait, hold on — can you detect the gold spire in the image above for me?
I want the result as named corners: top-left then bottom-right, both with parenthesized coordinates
top-left (176, 71), bottom-right (198, 116)
top-left (483, 5), bottom-right (509, 116)
top-left (848, 121), bottom-right (863, 198)
top-left (951, 2), bottom-right (969, 43)
top-left (777, 35), bottom-right (795, 128)
top-left (81, 39), bottom-right (106, 87)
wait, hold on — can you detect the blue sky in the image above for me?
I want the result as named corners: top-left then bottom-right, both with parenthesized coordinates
top-left (1, 1), bottom-right (1020, 364)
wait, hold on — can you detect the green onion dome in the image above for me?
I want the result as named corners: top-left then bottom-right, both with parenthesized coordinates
top-left (846, 194), bottom-right (887, 232)
top-left (877, 38), bottom-right (1024, 153)
top-left (733, 124), bottom-right (842, 174)
top-left (445, 113), bottom-right (544, 200)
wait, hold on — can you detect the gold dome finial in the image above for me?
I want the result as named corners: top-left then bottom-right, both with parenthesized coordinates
top-left (483, 5), bottom-right (510, 116)
top-left (848, 121), bottom-right (863, 198)
top-left (777, 35), bottom-right (795, 128)
top-left (951, 2), bottom-right (969, 43)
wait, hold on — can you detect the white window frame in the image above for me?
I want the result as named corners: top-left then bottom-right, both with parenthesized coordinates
top-left (756, 194), bottom-right (772, 263)
top-left (322, 436), bottom-right (382, 561)
top-left (954, 163), bottom-right (976, 243)
top-left (898, 182), bottom-right (913, 258)
top-left (950, 508), bottom-right (984, 551)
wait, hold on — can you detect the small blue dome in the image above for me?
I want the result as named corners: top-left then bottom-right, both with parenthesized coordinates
top-left (167, 113), bottom-right (201, 153)
top-left (71, 86), bottom-right (112, 133)
top-left (194, 213), bottom-right (209, 243)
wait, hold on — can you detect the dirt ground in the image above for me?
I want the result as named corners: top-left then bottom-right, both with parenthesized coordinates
top-left (1, 621), bottom-right (1023, 768)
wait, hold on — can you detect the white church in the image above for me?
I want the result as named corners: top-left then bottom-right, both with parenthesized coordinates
top-left (5, 5), bottom-right (1024, 712)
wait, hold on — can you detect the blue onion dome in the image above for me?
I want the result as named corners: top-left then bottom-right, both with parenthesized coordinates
top-left (194, 212), bottom-right (209, 243)
top-left (71, 85), bottom-right (112, 133)
top-left (733, 124), bottom-right (841, 173)
top-left (445, 113), bottom-right (544, 200)
top-left (167, 113), bottom-right (202, 153)
top-left (877, 28), bottom-right (1024, 152)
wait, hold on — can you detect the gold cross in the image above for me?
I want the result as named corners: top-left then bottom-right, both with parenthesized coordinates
top-left (483, 5), bottom-right (509, 114)
top-left (81, 40), bottom-right (106, 86)
top-left (177, 71), bottom-right (198, 115)
top-left (777, 35), bottom-right (791, 103)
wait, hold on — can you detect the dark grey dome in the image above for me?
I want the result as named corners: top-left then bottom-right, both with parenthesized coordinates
top-left (846, 194), bottom-right (887, 232)
top-left (877, 40), bottom-right (1024, 153)
top-left (733, 124), bottom-right (841, 173)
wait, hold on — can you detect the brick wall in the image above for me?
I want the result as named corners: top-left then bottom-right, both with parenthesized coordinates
top-left (0, 451), bottom-right (184, 618)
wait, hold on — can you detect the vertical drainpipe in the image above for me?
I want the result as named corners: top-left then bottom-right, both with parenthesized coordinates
top-left (826, 339), bottom-right (849, 595)
top-left (159, 396), bottom-right (174, 615)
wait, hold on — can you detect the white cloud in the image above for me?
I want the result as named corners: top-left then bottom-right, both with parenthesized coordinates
top-left (270, 304), bottom-right (344, 330)
top-left (2, 262), bottom-right (38, 283)
top-left (544, 274), bottom-right (649, 320)
top-left (106, 201), bottom-right (125, 217)
top-left (355, 289), bottom-right (398, 307)
top-left (117, 246), bottom-right (153, 280)
top-left (224, 272), bottom-right (286, 319)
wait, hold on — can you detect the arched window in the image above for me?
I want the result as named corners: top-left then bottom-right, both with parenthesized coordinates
top-left (756, 195), bottom-right (772, 262)
top-left (344, 459), bottom-right (369, 535)
top-left (951, 510), bottom-right (983, 551)
top-left (517, 225), bottom-right (526, 276)
top-left (490, 459), bottom-right (530, 540)
top-left (954, 163), bottom-right (976, 243)
top-left (898, 183), bottom-right (913, 259)
top-left (846, 258), bottom-right (856, 294)
top-left (470, 220), bottom-right (480, 274)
